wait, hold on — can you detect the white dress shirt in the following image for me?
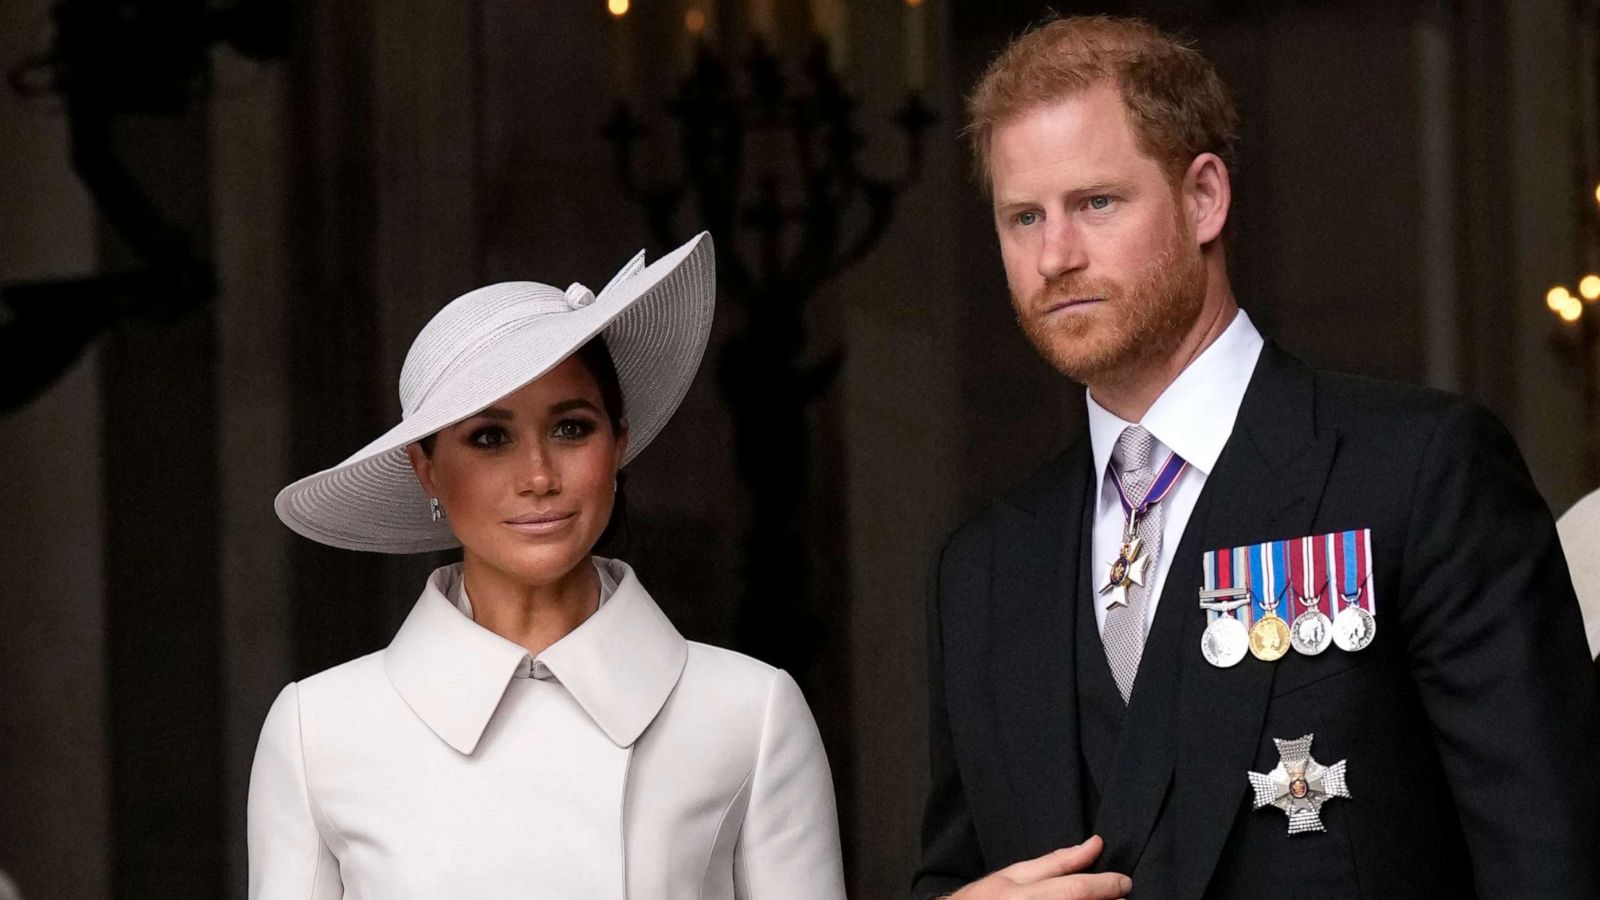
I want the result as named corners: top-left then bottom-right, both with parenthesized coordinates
top-left (248, 557), bottom-right (846, 899)
top-left (1087, 310), bottom-right (1264, 636)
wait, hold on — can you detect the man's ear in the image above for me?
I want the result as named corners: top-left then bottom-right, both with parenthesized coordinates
top-left (1184, 152), bottom-right (1232, 246)
top-left (405, 442), bottom-right (437, 497)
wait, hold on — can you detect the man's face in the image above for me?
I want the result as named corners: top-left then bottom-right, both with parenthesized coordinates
top-left (990, 82), bottom-right (1208, 385)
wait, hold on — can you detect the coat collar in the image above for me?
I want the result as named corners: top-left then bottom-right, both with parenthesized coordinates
top-left (1167, 343), bottom-right (1339, 899)
top-left (384, 559), bottom-right (688, 755)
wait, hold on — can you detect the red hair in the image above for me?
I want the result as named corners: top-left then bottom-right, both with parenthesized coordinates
top-left (966, 15), bottom-right (1240, 195)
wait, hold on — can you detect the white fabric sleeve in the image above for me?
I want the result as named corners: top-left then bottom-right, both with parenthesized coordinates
top-left (247, 683), bottom-right (343, 899)
top-left (733, 670), bottom-right (847, 900)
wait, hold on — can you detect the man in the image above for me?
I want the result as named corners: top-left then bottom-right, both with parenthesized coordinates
top-left (915, 15), bottom-right (1600, 900)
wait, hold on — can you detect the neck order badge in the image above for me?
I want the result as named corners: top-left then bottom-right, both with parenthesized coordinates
top-left (1198, 529), bottom-right (1376, 668)
top-left (1100, 451), bottom-right (1189, 609)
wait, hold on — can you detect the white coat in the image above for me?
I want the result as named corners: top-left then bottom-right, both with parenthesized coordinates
top-left (247, 559), bottom-right (846, 899)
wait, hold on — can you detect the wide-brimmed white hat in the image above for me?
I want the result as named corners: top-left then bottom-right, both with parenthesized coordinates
top-left (275, 232), bottom-right (715, 553)
top-left (1557, 486), bottom-right (1600, 660)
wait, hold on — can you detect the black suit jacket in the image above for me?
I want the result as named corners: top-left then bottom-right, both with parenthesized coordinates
top-left (914, 344), bottom-right (1600, 899)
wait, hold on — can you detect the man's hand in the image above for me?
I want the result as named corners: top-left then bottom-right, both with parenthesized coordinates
top-left (946, 836), bottom-right (1132, 900)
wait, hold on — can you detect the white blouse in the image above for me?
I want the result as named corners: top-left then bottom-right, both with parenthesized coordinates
top-left (247, 558), bottom-right (846, 899)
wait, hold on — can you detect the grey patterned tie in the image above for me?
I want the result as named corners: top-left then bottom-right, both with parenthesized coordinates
top-left (1103, 425), bottom-right (1163, 703)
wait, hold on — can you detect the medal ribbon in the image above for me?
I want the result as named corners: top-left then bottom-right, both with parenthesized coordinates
top-left (1271, 539), bottom-right (1290, 616)
top-left (1202, 544), bottom-right (1253, 626)
top-left (1207, 530), bottom-right (1374, 632)
top-left (1108, 450), bottom-right (1189, 524)
top-left (1340, 530), bottom-right (1358, 601)
top-left (1249, 540), bottom-right (1268, 622)
top-left (1333, 528), bottom-right (1377, 614)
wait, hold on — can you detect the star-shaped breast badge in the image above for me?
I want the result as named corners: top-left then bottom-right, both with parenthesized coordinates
top-left (1247, 734), bottom-right (1350, 835)
top-left (1099, 537), bottom-right (1150, 609)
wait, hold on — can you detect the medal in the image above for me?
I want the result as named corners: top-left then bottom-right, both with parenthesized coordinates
top-left (1331, 530), bottom-right (1377, 652)
top-left (1248, 733), bottom-right (1350, 835)
top-left (1247, 541), bottom-right (1290, 661)
top-left (1198, 545), bottom-right (1253, 668)
top-left (1289, 536), bottom-right (1333, 656)
top-left (1203, 617), bottom-right (1250, 667)
top-left (1100, 515), bottom-right (1150, 610)
top-left (1249, 613), bottom-right (1291, 661)
top-left (1291, 605), bottom-right (1333, 656)
top-left (1204, 529), bottom-right (1376, 665)
top-left (1100, 450), bottom-right (1189, 610)
top-left (1333, 602), bottom-right (1375, 652)
top-left (1199, 587), bottom-right (1251, 668)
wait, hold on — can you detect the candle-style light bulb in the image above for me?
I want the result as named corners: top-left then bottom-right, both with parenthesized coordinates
top-left (1549, 285), bottom-right (1574, 312)
top-left (904, 0), bottom-right (926, 92)
top-left (609, 0), bottom-right (632, 93)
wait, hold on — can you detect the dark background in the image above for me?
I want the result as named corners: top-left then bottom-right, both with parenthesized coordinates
top-left (2, 0), bottom-right (1597, 898)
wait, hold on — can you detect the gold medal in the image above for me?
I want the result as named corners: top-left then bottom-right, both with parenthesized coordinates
top-left (1249, 614), bottom-right (1291, 661)
top-left (1245, 541), bottom-right (1291, 661)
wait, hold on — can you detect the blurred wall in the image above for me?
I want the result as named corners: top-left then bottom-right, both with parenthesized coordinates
top-left (0, 0), bottom-right (107, 896)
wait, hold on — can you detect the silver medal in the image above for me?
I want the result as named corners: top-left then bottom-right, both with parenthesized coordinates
top-left (1332, 603), bottom-right (1376, 652)
top-left (1289, 538), bottom-right (1333, 656)
top-left (1201, 615), bottom-right (1249, 667)
top-left (1248, 733), bottom-right (1351, 835)
top-left (1291, 609), bottom-right (1334, 655)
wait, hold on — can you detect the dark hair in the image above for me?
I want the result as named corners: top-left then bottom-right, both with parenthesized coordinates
top-left (576, 337), bottom-right (629, 555)
top-left (574, 336), bottom-right (626, 436)
top-left (417, 336), bottom-right (631, 551)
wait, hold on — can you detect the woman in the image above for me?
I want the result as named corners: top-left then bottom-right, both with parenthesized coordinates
top-left (1556, 486), bottom-right (1600, 672)
top-left (249, 233), bottom-right (846, 899)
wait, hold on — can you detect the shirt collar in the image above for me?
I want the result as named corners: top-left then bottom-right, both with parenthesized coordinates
top-left (383, 558), bottom-right (688, 755)
top-left (1087, 309), bottom-right (1264, 482)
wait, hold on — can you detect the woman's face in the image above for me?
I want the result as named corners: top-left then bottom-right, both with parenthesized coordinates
top-left (406, 355), bottom-right (627, 589)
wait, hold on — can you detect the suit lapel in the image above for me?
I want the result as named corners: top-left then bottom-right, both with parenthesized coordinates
top-left (989, 443), bottom-right (1094, 854)
top-left (1088, 344), bottom-right (1342, 887)
top-left (1170, 344), bottom-right (1340, 900)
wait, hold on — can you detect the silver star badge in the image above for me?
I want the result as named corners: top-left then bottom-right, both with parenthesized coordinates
top-left (1099, 536), bottom-right (1150, 609)
top-left (1248, 734), bottom-right (1350, 835)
